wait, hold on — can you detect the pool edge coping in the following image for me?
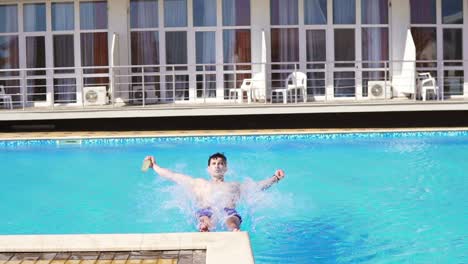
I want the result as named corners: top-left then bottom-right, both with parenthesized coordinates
top-left (0, 233), bottom-right (254, 264)
top-left (1, 127), bottom-right (468, 141)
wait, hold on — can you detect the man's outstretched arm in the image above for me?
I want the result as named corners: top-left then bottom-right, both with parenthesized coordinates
top-left (144, 156), bottom-right (194, 186)
top-left (257, 169), bottom-right (285, 191)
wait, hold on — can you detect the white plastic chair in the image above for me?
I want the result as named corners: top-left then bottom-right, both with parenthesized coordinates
top-left (0, 85), bottom-right (13, 109)
top-left (229, 72), bottom-right (265, 103)
top-left (417, 72), bottom-right (439, 101)
top-left (271, 72), bottom-right (307, 104)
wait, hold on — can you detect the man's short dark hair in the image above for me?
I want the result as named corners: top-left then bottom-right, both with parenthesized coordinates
top-left (208, 152), bottom-right (227, 165)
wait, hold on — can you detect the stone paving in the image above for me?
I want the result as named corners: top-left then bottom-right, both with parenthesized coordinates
top-left (0, 251), bottom-right (206, 264)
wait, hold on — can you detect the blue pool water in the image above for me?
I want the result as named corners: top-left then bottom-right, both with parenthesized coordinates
top-left (1, 132), bottom-right (467, 263)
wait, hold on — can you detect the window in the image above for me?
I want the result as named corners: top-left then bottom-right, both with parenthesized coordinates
top-left (26, 36), bottom-right (46, 72)
top-left (54, 78), bottom-right (77, 104)
top-left (53, 35), bottom-right (75, 69)
top-left (166, 32), bottom-right (187, 64)
top-left (52, 3), bottom-right (74, 31)
top-left (306, 30), bottom-right (326, 62)
top-left (165, 0), bottom-right (187, 27)
top-left (131, 31), bottom-right (159, 65)
top-left (24, 3), bottom-right (46, 32)
top-left (194, 0), bottom-right (216, 27)
top-left (411, 0), bottom-right (436, 24)
top-left (130, 0), bottom-right (158, 28)
top-left (411, 28), bottom-right (437, 61)
top-left (334, 29), bottom-right (355, 64)
top-left (304, 0), bottom-right (327, 25)
top-left (0, 5), bottom-right (18, 33)
top-left (444, 70), bottom-right (464, 96)
top-left (0, 36), bottom-right (19, 70)
top-left (361, 0), bottom-right (387, 24)
top-left (306, 30), bottom-right (326, 96)
top-left (270, 0), bottom-right (298, 25)
top-left (196, 32), bottom-right (216, 64)
top-left (80, 32), bottom-right (109, 70)
top-left (223, 30), bottom-right (251, 63)
top-left (271, 28), bottom-right (299, 62)
top-left (362, 28), bottom-right (388, 63)
top-left (443, 28), bottom-right (462, 61)
top-left (80, 1), bottom-right (107, 30)
top-left (442, 0), bottom-right (462, 24)
top-left (222, 0), bottom-right (250, 26)
top-left (333, 0), bottom-right (355, 24)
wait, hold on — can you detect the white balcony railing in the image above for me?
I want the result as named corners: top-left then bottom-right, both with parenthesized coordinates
top-left (0, 60), bottom-right (466, 111)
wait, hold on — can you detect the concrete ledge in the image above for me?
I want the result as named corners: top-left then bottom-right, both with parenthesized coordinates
top-left (1, 101), bottom-right (468, 121)
top-left (0, 233), bottom-right (254, 264)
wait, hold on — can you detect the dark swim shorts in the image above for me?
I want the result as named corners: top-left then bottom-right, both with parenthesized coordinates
top-left (196, 207), bottom-right (242, 223)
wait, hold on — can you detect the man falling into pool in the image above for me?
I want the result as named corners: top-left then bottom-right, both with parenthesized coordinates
top-left (143, 153), bottom-right (285, 232)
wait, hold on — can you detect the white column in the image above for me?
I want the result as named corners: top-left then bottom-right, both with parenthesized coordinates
top-left (390, 0), bottom-right (411, 98)
top-left (355, 0), bottom-right (362, 99)
top-left (159, 0), bottom-right (167, 101)
top-left (436, 0), bottom-right (443, 93)
top-left (108, 0), bottom-right (130, 100)
top-left (325, 0), bottom-right (334, 100)
top-left (464, 0), bottom-right (468, 98)
top-left (298, 0), bottom-right (306, 73)
top-left (74, 0), bottom-right (83, 105)
top-left (187, 0), bottom-right (197, 101)
top-left (215, 0), bottom-right (224, 100)
top-left (251, 0), bottom-right (270, 100)
top-left (45, 1), bottom-right (53, 106)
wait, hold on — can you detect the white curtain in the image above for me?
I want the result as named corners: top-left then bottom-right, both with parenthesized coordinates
top-left (222, 0), bottom-right (236, 26)
top-left (271, 0), bottom-right (298, 25)
top-left (54, 79), bottom-right (76, 103)
top-left (223, 30), bottom-right (235, 63)
top-left (304, 0), bottom-right (327, 24)
top-left (165, 0), bottom-right (187, 27)
top-left (80, 1), bottom-right (107, 30)
top-left (0, 5), bottom-right (18, 33)
top-left (223, 0), bottom-right (250, 26)
top-left (130, 0), bottom-right (158, 28)
top-left (52, 3), bottom-right (74, 31)
top-left (333, 0), bottom-right (355, 24)
top-left (131, 31), bottom-right (159, 65)
top-left (193, 0), bottom-right (216, 26)
top-left (24, 3), bottom-right (46, 32)
top-left (362, 0), bottom-right (388, 24)
top-left (196, 32), bottom-right (216, 64)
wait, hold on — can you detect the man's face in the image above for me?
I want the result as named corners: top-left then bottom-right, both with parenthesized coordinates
top-left (207, 157), bottom-right (227, 180)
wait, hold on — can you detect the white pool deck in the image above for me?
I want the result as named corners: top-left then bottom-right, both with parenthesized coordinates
top-left (1, 100), bottom-right (468, 121)
top-left (0, 233), bottom-right (254, 264)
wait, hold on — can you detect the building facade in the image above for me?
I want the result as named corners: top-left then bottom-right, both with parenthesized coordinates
top-left (0, 0), bottom-right (467, 108)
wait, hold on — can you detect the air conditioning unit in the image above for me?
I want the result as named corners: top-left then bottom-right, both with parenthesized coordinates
top-left (83, 86), bottom-right (108, 106)
top-left (132, 85), bottom-right (158, 105)
top-left (368, 81), bottom-right (392, 100)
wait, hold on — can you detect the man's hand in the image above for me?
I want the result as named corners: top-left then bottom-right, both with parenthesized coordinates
top-left (274, 169), bottom-right (285, 181)
top-left (144, 156), bottom-right (156, 168)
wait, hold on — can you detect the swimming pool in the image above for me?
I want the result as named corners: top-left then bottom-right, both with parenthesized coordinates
top-left (1, 131), bottom-right (467, 263)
